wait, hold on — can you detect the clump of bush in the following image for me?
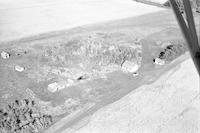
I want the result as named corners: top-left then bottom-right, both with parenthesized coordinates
top-left (0, 99), bottom-right (52, 133)
top-left (158, 43), bottom-right (187, 62)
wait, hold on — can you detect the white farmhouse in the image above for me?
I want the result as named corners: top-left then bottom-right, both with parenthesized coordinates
top-left (122, 61), bottom-right (139, 73)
